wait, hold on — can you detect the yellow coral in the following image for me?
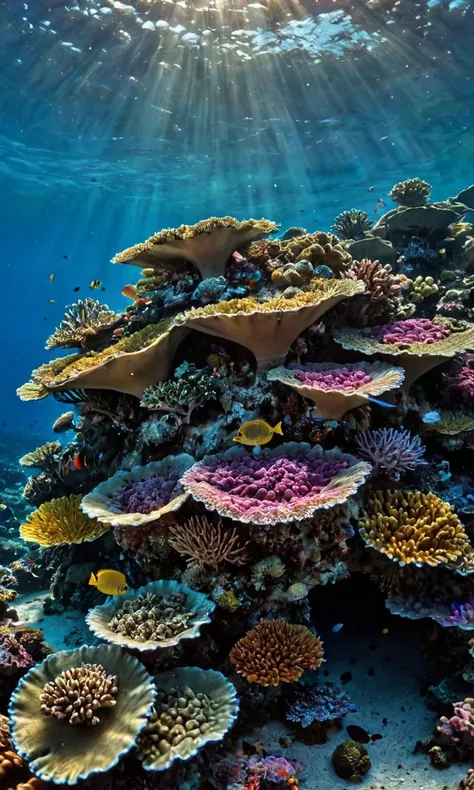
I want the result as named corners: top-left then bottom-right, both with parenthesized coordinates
top-left (20, 494), bottom-right (109, 547)
top-left (359, 489), bottom-right (471, 568)
top-left (19, 441), bottom-right (62, 470)
top-left (16, 382), bottom-right (49, 402)
top-left (215, 590), bottom-right (241, 612)
top-left (403, 275), bottom-right (439, 305)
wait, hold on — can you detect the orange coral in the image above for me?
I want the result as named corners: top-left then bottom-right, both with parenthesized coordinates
top-left (229, 620), bottom-right (324, 686)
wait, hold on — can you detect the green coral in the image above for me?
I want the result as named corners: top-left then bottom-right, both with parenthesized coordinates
top-left (215, 590), bottom-right (241, 612)
top-left (140, 363), bottom-right (222, 417)
top-left (331, 209), bottom-right (372, 240)
top-left (332, 740), bottom-right (371, 781)
top-left (389, 178), bottom-right (431, 206)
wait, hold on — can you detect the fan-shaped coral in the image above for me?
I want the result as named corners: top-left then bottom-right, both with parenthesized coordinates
top-left (8, 644), bottom-right (155, 785)
top-left (112, 217), bottom-right (277, 281)
top-left (359, 490), bottom-right (471, 568)
top-left (45, 299), bottom-right (121, 351)
top-left (19, 442), bottom-right (62, 472)
top-left (182, 443), bottom-right (371, 526)
top-left (229, 620), bottom-right (324, 686)
top-left (332, 318), bottom-right (474, 386)
top-left (267, 361), bottom-right (405, 420)
top-left (168, 516), bottom-right (250, 567)
top-left (331, 209), bottom-right (372, 240)
top-left (176, 281), bottom-right (365, 371)
top-left (86, 579), bottom-right (215, 652)
top-left (21, 320), bottom-right (188, 400)
top-left (389, 178), bottom-right (431, 206)
top-left (136, 666), bottom-right (238, 771)
top-left (80, 455), bottom-right (194, 527)
top-left (20, 494), bottom-right (109, 547)
top-left (355, 428), bottom-right (425, 480)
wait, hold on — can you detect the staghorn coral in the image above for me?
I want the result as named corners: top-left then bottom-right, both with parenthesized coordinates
top-left (331, 209), bottom-right (372, 240)
top-left (137, 666), bottom-right (238, 771)
top-left (356, 428), bottom-right (425, 480)
top-left (80, 455), bottom-right (194, 527)
top-left (20, 494), bottom-right (109, 547)
top-left (359, 490), bottom-right (471, 568)
top-left (389, 178), bottom-right (431, 206)
top-left (287, 682), bottom-right (356, 728)
top-left (341, 258), bottom-right (402, 326)
top-left (176, 280), bottom-right (365, 370)
top-left (332, 740), bottom-right (371, 780)
top-left (8, 644), bottom-right (155, 785)
top-left (19, 441), bottom-right (62, 472)
top-left (112, 217), bottom-right (277, 281)
top-left (168, 516), bottom-right (250, 567)
top-left (86, 579), bottom-right (214, 652)
top-left (182, 443), bottom-right (371, 526)
top-left (268, 361), bottom-right (404, 420)
top-left (229, 620), bottom-right (324, 686)
top-left (39, 663), bottom-right (118, 726)
top-left (45, 299), bottom-right (120, 350)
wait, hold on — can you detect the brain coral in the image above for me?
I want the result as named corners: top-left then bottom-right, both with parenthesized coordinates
top-left (137, 666), bottom-right (238, 771)
top-left (359, 490), bottom-right (471, 568)
top-left (8, 644), bottom-right (155, 785)
top-left (20, 494), bottom-right (109, 547)
top-left (182, 443), bottom-right (371, 526)
top-left (80, 455), bottom-right (195, 527)
top-left (267, 361), bottom-right (404, 420)
top-left (230, 620), bottom-right (324, 686)
top-left (86, 579), bottom-right (215, 652)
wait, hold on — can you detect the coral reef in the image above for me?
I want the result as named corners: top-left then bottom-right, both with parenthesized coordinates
top-left (19, 441), bottom-right (62, 472)
top-left (341, 258), bottom-right (402, 326)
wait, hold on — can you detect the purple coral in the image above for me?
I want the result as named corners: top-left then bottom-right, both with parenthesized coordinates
top-left (366, 318), bottom-right (451, 347)
top-left (439, 699), bottom-right (474, 744)
top-left (387, 592), bottom-right (474, 630)
top-left (292, 365), bottom-right (373, 392)
top-left (112, 471), bottom-right (182, 514)
top-left (356, 428), bottom-right (425, 480)
top-left (213, 754), bottom-right (301, 790)
top-left (287, 682), bottom-right (356, 728)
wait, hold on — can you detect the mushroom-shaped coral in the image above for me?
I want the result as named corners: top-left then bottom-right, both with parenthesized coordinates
top-left (45, 299), bottom-right (121, 351)
top-left (176, 281), bottom-right (365, 371)
top-left (332, 740), bottom-right (371, 780)
top-left (8, 644), bottom-right (155, 785)
top-left (331, 209), bottom-right (372, 240)
top-left (19, 442), bottom-right (62, 472)
top-left (112, 217), bottom-right (277, 281)
top-left (389, 178), bottom-right (431, 206)
top-left (80, 455), bottom-right (194, 527)
top-left (182, 443), bottom-right (371, 526)
top-left (267, 361), bottom-right (404, 420)
top-left (355, 427), bottom-right (425, 480)
top-left (332, 318), bottom-right (474, 386)
top-left (374, 204), bottom-right (462, 235)
top-left (86, 579), bottom-right (215, 652)
top-left (22, 320), bottom-right (188, 400)
top-left (20, 494), bottom-right (109, 547)
top-left (168, 516), bottom-right (250, 567)
top-left (229, 620), bottom-right (324, 686)
top-left (136, 666), bottom-right (238, 771)
top-left (359, 490), bottom-right (471, 568)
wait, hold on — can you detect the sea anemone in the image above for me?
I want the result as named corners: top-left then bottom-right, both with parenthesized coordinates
top-left (20, 495), bottom-right (109, 547)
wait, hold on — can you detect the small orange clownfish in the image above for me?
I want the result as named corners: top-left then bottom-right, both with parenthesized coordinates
top-left (73, 451), bottom-right (88, 471)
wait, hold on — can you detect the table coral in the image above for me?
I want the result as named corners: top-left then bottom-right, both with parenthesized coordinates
top-left (20, 494), bottom-right (109, 547)
top-left (286, 682), bottom-right (356, 728)
top-left (136, 666), bottom-right (238, 771)
top-left (19, 441), bottom-right (62, 472)
top-left (355, 427), bottom-right (425, 480)
top-left (182, 443), bottom-right (371, 526)
top-left (112, 217), bottom-right (277, 281)
top-left (268, 361), bottom-right (404, 420)
top-left (229, 620), bottom-right (324, 686)
top-left (331, 209), bottom-right (372, 240)
top-left (389, 177), bottom-right (431, 206)
top-left (168, 515), bottom-right (250, 567)
top-left (80, 455), bottom-right (194, 527)
top-left (359, 490), bottom-right (471, 568)
top-left (8, 643), bottom-right (155, 784)
top-left (45, 299), bottom-right (121, 351)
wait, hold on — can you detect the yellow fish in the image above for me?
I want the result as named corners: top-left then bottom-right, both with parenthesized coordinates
top-left (233, 419), bottom-right (283, 447)
top-left (88, 569), bottom-right (128, 595)
top-left (49, 273), bottom-right (55, 282)
top-left (90, 279), bottom-right (102, 290)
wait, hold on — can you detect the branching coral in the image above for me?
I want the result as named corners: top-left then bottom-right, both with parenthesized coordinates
top-left (229, 620), bottom-right (324, 686)
top-left (45, 299), bottom-right (120, 351)
top-left (40, 663), bottom-right (118, 726)
top-left (444, 357), bottom-right (474, 402)
top-left (331, 210), bottom-right (372, 240)
top-left (341, 258), bottom-right (402, 326)
top-left (8, 644), bottom-right (155, 785)
top-left (86, 579), bottom-right (215, 652)
top-left (20, 494), bottom-right (109, 547)
top-left (168, 516), bottom-right (250, 567)
top-left (137, 667), bottom-right (238, 771)
top-left (438, 699), bottom-right (474, 745)
top-left (389, 177), bottom-right (431, 206)
top-left (112, 217), bottom-right (277, 280)
top-left (176, 281), bottom-right (365, 370)
top-left (268, 361), bottom-right (405, 420)
top-left (356, 428), bottom-right (425, 480)
top-left (80, 455), bottom-right (194, 527)
top-left (182, 443), bottom-right (371, 526)
top-left (19, 441), bottom-right (62, 472)
top-left (140, 363), bottom-right (222, 418)
top-left (359, 490), bottom-right (471, 568)
top-left (286, 682), bottom-right (356, 728)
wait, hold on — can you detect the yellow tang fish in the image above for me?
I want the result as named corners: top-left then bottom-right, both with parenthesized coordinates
top-left (89, 569), bottom-right (128, 595)
top-left (233, 419), bottom-right (283, 447)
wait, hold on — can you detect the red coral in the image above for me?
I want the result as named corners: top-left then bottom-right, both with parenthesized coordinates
top-left (444, 355), bottom-right (474, 401)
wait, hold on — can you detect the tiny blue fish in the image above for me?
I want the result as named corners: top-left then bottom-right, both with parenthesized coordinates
top-left (367, 396), bottom-right (395, 408)
top-left (332, 623), bottom-right (344, 633)
top-left (422, 410), bottom-right (441, 424)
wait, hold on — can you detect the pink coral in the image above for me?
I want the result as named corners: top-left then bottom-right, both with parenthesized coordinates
top-left (356, 428), bottom-right (425, 480)
top-left (292, 365), bottom-right (373, 391)
top-left (439, 699), bottom-right (474, 744)
top-left (444, 355), bottom-right (474, 401)
top-left (367, 318), bottom-right (451, 347)
top-left (182, 443), bottom-right (371, 525)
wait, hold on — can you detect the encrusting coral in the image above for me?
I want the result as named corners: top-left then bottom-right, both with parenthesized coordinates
top-left (359, 490), bottom-right (472, 568)
top-left (229, 620), bottom-right (324, 686)
top-left (45, 299), bottom-right (121, 351)
top-left (168, 515), bottom-right (250, 567)
top-left (20, 494), bottom-right (109, 547)
top-left (389, 177), bottom-right (431, 206)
